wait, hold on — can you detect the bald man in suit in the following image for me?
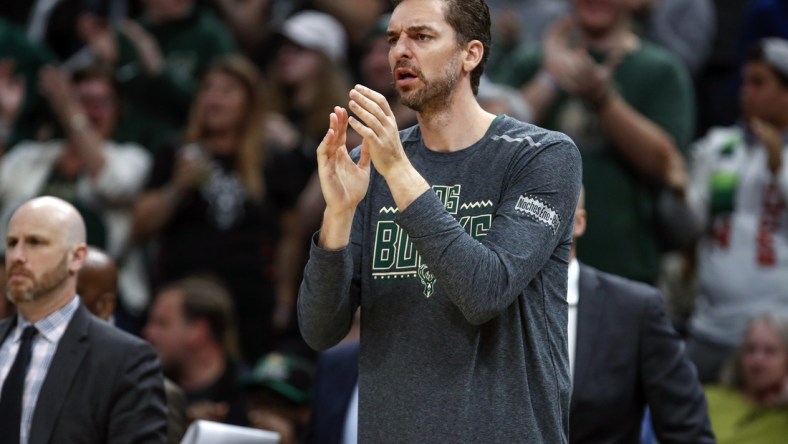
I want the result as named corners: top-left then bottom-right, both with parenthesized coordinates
top-left (0, 196), bottom-right (166, 444)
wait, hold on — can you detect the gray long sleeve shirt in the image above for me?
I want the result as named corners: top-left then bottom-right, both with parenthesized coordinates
top-left (298, 116), bottom-right (582, 443)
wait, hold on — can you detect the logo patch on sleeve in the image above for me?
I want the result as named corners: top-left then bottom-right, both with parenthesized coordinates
top-left (514, 195), bottom-right (561, 234)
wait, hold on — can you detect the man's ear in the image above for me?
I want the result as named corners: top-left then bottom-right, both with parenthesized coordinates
top-left (463, 40), bottom-right (484, 74)
top-left (69, 244), bottom-right (88, 274)
top-left (573, 209), bottom-right (587, 240)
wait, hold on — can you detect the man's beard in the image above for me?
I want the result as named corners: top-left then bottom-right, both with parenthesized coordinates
top-left (6, 254), bottom-right (70, 304)
top-left (396, 55), bottom-right (461, 114)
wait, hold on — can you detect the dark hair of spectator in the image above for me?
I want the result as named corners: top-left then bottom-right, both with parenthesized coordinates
top-left (160, 275), bottom-right (240, 358)
top-left (747, 41), bottom-right (788, 88)
top-left (71, 64), bottom-right (119, 98)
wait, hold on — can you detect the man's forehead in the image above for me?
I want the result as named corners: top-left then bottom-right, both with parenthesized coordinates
top-left (388, 0), bottom-right (447, 31)
top-left (7, 212), bottom-right (63, 240)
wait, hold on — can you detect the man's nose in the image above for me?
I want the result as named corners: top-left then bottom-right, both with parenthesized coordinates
top-left (6, 245), bottom-right (25, 264)
top-left (390, 35), bottom-right (413, 60)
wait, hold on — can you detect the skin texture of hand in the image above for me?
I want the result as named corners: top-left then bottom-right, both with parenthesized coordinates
top-left (38, 65), bottom-right (81, 122)
top-left (0, 60), bottom-right (25, 122)
top-left (347, 85), bottom-right (406, 178)
top-left (751, 117), bottom-right (784, 175)
top-left (317, 105), bottom-right (371, 214)
top-left (316, 105), bottom-right (371, 249)
top-left (173, 147), bottom-right (211, 193)
top-left (263, 113), bottom-right (301, 150)
top-left (347, 84), bottom-right (429, 211)
top-left (543, 19), bottom-right (625, 108)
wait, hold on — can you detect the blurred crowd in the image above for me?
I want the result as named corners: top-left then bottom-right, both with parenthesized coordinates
top-left (0, 0), bottom-right (787, 443)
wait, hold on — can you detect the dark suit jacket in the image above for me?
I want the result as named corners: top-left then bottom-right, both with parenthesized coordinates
top-left (571, 264), bottom-right (714, 444)
top-left (0, 303), bottom-right (167, 444)
top-left (307, 341), bottom-right (360, 444)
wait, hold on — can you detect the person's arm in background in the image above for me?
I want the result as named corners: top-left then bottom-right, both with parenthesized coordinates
top-left (498, 19), bottom-right (694, 194)
top-left (0, 59), bottom-right (24, 155)
top-left (751, 118), bottom-right (788, 202)
top-left (588, 54), bottom-right (693, 195)
top-left (132, 145), bottom-right (207, 242)
top-left (639, 287), bottom-right (716, 443)
top-left (38, 66), bottom-right (107, 178)
top-left (548, 36), bottom-right (693, 194)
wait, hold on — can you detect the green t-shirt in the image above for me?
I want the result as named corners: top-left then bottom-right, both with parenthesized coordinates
top-left (705, 385), bottom-right (788, 444)
top-left (493, 41), bottom-right (695, 282)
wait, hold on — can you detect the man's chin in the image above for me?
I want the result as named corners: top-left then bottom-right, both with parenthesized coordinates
top-left (8, 290), bottom-right (36, 304)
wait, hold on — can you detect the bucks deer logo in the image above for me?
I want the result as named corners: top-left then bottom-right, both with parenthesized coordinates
top-left (418, 264), bottom-right (436, 298)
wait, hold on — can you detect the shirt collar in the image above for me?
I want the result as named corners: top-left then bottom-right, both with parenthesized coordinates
top-left (567, 258), bottom-right (579, 306)
top-left (14, 296), bottom-right (80, 344)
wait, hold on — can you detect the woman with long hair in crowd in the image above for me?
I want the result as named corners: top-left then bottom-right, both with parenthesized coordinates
top-left (133, 54), bottom-right (303, 365)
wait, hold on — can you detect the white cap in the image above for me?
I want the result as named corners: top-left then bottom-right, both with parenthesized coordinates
top-left (280, 10), bottom-right (348, 64)
top-left (762, 38), bottom-right (788, 77)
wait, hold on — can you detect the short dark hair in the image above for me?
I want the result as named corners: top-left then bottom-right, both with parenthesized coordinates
top-left (392, 0), bottom-right (492, 95)
top-left (160, 275), bottom-right (239, 356)
top-left (747, 39), bottom-right (788, 88)
top-left (71, 63), bottom-right (119, 93)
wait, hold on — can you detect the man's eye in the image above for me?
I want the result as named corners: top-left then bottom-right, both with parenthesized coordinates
top-left (418, 34), bottom-right (430, 41)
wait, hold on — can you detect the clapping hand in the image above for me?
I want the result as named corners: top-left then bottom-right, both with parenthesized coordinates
top-left (38, 65), bottom-right (81, 123)
top-left (543, 18), bottom-right (625, 108)
top-left (751, 117), bottom-right (783, 175)
top-left (0, 60), bottom-right (25, 123)
top-left (316, 105), bottom-right (371, 214)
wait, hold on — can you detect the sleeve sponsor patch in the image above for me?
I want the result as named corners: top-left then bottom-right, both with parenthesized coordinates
top-left (514, 195), bottom-right (561, 234)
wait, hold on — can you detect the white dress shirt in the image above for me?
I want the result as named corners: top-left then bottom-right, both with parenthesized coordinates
top-left (567, 258), bottom-right (579, 382)
top-left (341, 383), bottom-right (359, 444)
top-left (0, 296), bottom-right (80, 444)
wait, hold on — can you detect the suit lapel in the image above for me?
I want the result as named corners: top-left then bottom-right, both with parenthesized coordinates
top-left (0, 316), bottom-right (16, 344)
top-left (571, 264), bottom-right (605, 413)
top-left (29, 304), bottom-right (91, 444)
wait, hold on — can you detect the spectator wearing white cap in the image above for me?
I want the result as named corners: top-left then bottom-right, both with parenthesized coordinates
top-left (685, 37), bottom-right (788, 383)
top-left (261, 11), bottom-right (354, 332)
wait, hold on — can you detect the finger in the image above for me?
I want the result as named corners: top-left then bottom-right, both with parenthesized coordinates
top-left (317, 112), bottom-right (340, 156)
top-left (353, 84), bottom-right (394, 117)
top-left (349, 96), bottom-right (386, 137)
top-left (358, 141), bottom-right (371, 171)
top-left (335, 106), bottom-right (348, 146)
top-left (348, 115), bottom-right (376, 142)
top-left (603, 48), bottom-right (625, 73)
top-left (547, 17), bottom-right (573, 41)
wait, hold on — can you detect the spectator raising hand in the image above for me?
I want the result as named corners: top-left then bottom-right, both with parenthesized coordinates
top-left (0, 60), bottom-right (24, 152)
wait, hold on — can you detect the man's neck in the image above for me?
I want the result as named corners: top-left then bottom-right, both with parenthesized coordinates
top-left (17, 287), bottom-right (77, 324)
top-left (177, 344), bottom-right (227, 392)
top-left (416, 90), bottom-right (496, 153)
